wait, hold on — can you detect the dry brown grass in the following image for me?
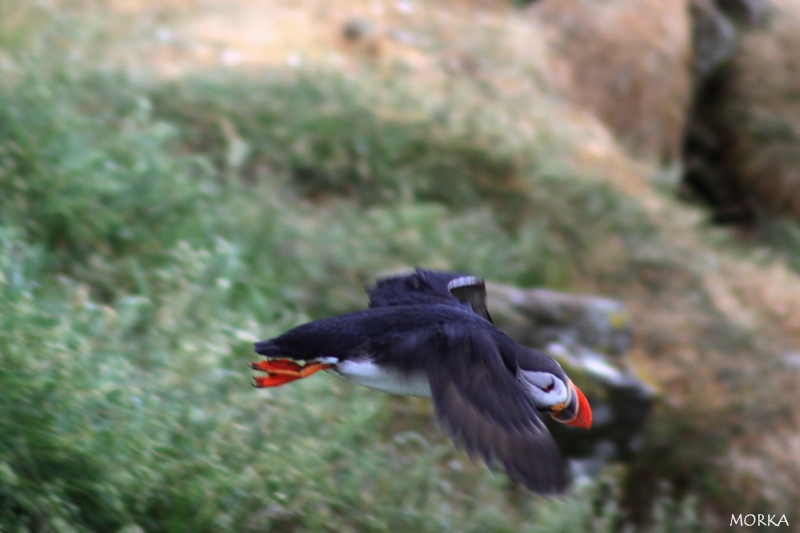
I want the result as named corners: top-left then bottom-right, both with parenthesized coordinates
top-left (527, 0), bottom-right (693, 163)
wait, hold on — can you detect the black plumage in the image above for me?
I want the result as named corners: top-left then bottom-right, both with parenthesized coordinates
top-left (367, 268), bottom-right (493, 322)
top-left (253, 268), bottom-right (588, 494)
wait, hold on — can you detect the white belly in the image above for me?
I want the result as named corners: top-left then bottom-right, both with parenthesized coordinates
top-left (327, 359), bottom-right (431, 397)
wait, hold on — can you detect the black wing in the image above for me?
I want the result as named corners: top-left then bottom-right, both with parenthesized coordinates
top-left (374, 323), bottom-right (567, 494)
top-left (367, 268), bottom-right (493, 323)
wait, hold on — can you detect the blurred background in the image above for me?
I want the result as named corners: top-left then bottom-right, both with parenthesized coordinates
top-left (1, 0), bottom-right (799, 531)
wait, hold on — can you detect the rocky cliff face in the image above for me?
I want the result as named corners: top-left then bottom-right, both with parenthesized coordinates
top-left (526, 0), bottom-right (800, 224)
top-left (694, 0), bottom-right (800, 221)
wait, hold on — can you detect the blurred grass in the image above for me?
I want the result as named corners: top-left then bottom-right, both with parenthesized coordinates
top-left (0, 2), bottom-right (709, 531)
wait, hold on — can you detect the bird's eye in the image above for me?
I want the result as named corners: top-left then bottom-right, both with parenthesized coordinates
top-left (541, 380), bottom-right (555, 393)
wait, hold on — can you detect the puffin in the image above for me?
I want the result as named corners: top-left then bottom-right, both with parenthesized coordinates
top-left (251, 268), bottom-right (592, 494)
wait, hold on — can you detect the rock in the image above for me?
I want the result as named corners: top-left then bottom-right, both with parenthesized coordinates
top-left (717, 0), bottom-right (770, 25)
top-left (690, 0), bottom-right (738, 77)
top-left (782, 352), bottom-right (800, 370)
top-left (486, 283), bottom-right (633, 357)
top-left (685, 0), bottom-right (800, 221)
top-left (342, 18), bottom-right (375, 41)
top-left (340, 17), bottom-right (381, 59)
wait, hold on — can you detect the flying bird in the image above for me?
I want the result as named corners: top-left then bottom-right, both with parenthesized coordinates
top-left (251, 268), bottom-right (592, 494)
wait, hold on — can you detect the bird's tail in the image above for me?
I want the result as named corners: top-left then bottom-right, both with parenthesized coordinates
top-left (254, 340), bottom-right (284, 358)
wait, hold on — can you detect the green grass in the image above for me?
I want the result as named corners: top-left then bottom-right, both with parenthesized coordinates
top-left (0, 5), bottom-right (708, 530)
top-left (0, 226), bottom-right (703, 532)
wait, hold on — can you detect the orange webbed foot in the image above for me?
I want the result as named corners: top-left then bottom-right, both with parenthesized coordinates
top-left (250, 359), bottom-right (333, 388)
top-left (253, 374), bottom-right (300, 387)
top-left (249, 359), bottom-right (304, 375)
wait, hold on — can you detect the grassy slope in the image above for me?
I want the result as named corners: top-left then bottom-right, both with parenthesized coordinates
top-left (0, 66), bottom-right (673, 532)
top-left (0, 65), bottom-right (651, 533)
top-left (2, 0), bottom-right (798, 531)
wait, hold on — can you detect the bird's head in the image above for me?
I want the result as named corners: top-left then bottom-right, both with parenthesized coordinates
top-left (518, 367), bottom-right (592, 430)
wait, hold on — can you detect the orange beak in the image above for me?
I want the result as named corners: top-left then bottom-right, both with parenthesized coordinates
top-left (551, 381), bottom-right (592, 429)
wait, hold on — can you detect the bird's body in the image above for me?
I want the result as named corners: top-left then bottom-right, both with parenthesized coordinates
top-left (251, 269), bottom-right (592, 494)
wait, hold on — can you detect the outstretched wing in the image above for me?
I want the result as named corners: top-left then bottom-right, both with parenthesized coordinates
top-left (367, 268), bottom-right (493, 323)
top-left (373, 323), bottom-right (567, 494)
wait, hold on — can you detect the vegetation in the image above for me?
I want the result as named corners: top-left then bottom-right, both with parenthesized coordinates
top-left (0, 1), bottom-right (724, 531)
